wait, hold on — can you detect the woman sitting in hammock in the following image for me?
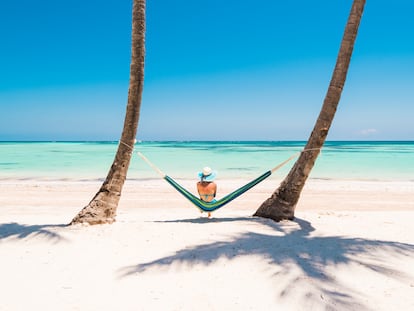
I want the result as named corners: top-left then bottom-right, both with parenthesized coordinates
top-left (197, 167), bottom-right (217, 217)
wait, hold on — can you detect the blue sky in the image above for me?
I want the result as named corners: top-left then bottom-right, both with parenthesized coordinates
top-left (0, 0), bottom-right (413, 141)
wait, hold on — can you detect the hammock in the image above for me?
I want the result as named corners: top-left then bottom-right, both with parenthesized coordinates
top-left (164, 171), bottom-right (271, 212)
top-left (137, 151), bottom-right (303, 213)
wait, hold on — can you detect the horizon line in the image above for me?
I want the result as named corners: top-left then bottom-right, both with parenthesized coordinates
top-left (1, 140), bottom-right (413, 143)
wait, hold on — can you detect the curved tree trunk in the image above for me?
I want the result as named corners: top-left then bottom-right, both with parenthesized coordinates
top-left (254, 0), bottom-right (366, 222)
top-left (70, 0), bottom-right (146, 225)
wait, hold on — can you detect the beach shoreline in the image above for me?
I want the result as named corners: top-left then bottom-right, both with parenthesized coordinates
top-left (1, 179), bottom-right (414, 310)
top-left (1, 178), bottom-right (413, 212)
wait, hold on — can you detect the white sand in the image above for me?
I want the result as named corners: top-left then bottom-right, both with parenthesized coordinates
top-left (1, 178), bottom-right (414, 311)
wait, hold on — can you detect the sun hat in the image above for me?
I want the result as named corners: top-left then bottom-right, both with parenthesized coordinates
top-left (198, 166), bottom-right (217, 182)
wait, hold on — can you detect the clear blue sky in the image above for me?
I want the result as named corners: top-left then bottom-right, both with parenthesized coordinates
top-left (1, 0), bottom-right (413, 141)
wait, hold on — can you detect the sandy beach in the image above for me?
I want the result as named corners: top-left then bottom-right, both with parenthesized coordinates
top-left (1, 178), bottom-right (413, 310)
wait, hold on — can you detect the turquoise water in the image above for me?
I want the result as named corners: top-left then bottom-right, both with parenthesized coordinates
top-left (0, 141), bottom-right (413, 181)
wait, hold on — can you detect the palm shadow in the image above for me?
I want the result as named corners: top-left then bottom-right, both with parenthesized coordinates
top-left (0, 222), bottom-right (68, 242)
top-left (119, 216), bottom-right (414, 310)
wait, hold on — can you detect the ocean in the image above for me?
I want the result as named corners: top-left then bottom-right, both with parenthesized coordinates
top-left (0, 141), bottom-right (413, 181)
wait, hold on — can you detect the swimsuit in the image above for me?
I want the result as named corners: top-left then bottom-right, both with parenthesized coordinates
top-left (199, 193), bottom-right (216, 202)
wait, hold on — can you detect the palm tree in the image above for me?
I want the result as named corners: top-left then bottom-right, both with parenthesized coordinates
top-left (70, 0), bottom-right (146, 225)
top-left (254, 0), bottom-right (366, 221)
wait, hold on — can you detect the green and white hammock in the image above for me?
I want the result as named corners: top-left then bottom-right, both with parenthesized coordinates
top-left (137, 151), bottom-right (304, 213)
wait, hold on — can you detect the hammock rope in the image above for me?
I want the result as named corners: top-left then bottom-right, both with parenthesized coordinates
top-left (137, 148), bottom-right (320, 213)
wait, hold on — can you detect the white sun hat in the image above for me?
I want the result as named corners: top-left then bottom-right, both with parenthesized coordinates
top-left (198, 166), bottom-right (217, 182)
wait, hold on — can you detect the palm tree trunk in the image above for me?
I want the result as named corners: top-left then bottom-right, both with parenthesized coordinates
top-left (70, 0), bottom-right (146, 225)
top-left (254, 0), bottom-right (366, 221)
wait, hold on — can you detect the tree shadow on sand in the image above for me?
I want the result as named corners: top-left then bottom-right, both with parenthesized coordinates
top-left (0, 222), bottom-right (67, 242)
top-left (119, 216), bottom-right (414, 310)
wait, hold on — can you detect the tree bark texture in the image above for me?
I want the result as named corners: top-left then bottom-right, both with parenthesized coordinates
top-left (254, 0), bottom-right (366, 221)
top-left (70, 0), bottom-right (146, 225)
